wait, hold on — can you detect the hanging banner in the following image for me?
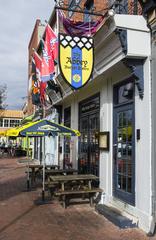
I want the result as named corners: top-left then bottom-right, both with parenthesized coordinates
top-left (59, 33), bottom-right (94, 89)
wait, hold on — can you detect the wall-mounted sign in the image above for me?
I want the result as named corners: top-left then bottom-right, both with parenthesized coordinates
top-left (59, 33), bottom-right (94, 90)
top-left (99, 131), bottom-right (110, 151)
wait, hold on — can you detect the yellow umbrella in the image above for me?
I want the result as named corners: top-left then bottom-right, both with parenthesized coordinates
top-left (5, 122), bottom-right (34, 137)
top-left (0, 129), bottom-right (6, 136)
top-left (6, 120), bottom-right (81, 137)
top-left (6, 119), bottom-right (81, 198)
top-left (18, 119), bottom-right (80, 199)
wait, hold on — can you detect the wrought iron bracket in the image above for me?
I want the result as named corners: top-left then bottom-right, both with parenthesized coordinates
top-left (122, 59), bottom-right (145, 99)
top-left (110, 1), bottom-right (128, 14)
top-left (54, 0), bottom-right (108, 17)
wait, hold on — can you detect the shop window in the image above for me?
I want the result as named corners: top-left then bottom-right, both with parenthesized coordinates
top-left (10, 119), bottom-right (20, 127)
top-left (4, 119), bottom-right (9, 127)
top-left (0, 119), bottom-right (3, 127)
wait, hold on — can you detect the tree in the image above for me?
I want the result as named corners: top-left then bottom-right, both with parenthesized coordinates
top-left (0, 84), bottom-right (7, 110)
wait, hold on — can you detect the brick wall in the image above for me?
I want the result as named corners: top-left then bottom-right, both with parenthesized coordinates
top-left (62, 0), bottom-right (108, 22)
top-left (62, 0), bottom-right (142, 22)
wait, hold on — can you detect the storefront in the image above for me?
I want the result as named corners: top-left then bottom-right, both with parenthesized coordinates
top-left (50, 13), bottom-right (152, 232)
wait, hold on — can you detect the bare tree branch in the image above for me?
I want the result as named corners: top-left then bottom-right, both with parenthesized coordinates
top-left (0, 84), bottom-right (7, 118)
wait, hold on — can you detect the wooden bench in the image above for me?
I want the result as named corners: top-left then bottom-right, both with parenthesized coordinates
top-left (55, 188), bottom-right (103, 208)
top-left (25, 169), bottom-right (42, 180)
top-left (45, 181), bottom-right (59, 188)
top-left (45, 181), bottom-right (60, 196)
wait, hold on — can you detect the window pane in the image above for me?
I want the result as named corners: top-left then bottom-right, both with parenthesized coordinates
top-left (118, 174), bottom-right (126, 191)
top-left (0, 119), bottom-right (3, 127)
top-left (10, 119), bottom-right (20, 127)
top-left (116, 108), bottom-right (133, 195)
top-left (4, 119), bottom-right (9, 127)
top-left (127, 177), bottom-right (132, 193)
top-left (119, 112), bottom-right (123, 127)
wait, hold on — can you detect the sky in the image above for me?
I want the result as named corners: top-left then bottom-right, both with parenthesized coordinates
top-left (0, 0), bottom-right (54, 110)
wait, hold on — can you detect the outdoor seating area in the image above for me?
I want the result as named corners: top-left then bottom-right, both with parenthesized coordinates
top-left (51, 174), bottom-right (102, 208)
top-left (0, 145), bottom-right (27, 157)
top-left (1, 119), bottom-right (102, 208)
top-left (25, 162), bottom-right (102, 208)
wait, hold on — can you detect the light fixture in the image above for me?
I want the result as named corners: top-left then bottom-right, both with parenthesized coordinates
top-left (108, 9), bottom-right (115, 17)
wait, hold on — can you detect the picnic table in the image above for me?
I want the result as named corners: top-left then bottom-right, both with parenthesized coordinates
top-left (49, 174), bottom-right (102, 208)
top-left (46, 168), bottom-right (78, 177)
top-left (27, 164), bottom-right (60, 188)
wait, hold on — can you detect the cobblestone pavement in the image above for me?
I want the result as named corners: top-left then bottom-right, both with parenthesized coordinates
top-left (0, 156), bottom-right (155, 240)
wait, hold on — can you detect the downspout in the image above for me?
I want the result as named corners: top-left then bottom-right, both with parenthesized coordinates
top-left (147, 58), bottom-right (155, 236)
top-left (147, 21), bottom-right (156, 237)
top-left (147, 112), bottom-right (155, 235)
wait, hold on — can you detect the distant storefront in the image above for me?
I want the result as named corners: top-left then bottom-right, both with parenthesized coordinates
top-left (0, 109), bottom-right (23, 142)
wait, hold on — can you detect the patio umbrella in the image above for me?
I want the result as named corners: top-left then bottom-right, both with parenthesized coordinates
top-left (0, 130), bottom-right (6, 137)
top-left (5, 122), bottom-right (36, 137)
top-left (19, 119), bottom-right (80, 201)
top-left (6, 119), bottom-right (80, 137)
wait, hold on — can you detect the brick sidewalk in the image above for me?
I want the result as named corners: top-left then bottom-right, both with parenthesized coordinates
top-left (0, 157), bottom-right (153, 240)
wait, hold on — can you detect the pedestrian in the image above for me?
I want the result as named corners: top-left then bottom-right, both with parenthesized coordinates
top-left (8, 140), bottom-right (13, 156)
top-left (1, 140), bottom-right (6, 156)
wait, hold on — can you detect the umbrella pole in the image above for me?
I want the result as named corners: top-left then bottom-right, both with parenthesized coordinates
top-left (26, 135), bottom-right (30, 190)
top-left (42, 136), bottom-right (45, 201)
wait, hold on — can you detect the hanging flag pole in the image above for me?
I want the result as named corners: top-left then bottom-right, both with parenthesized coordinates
top-left (54, 5), bottom-right (68, 97)
top-left (44, 19), bottom-right (66, 98)
top-left (56, 3), bottom-right (59, 77)
top-left (31, 52), bottom-right (42, 106)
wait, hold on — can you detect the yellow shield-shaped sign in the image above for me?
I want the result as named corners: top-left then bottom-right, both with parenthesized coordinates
top-left (59, 33), bottom-right (94, 89)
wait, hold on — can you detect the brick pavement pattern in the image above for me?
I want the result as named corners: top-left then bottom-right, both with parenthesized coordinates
top-left (0, 157), bottom-right (154, 240)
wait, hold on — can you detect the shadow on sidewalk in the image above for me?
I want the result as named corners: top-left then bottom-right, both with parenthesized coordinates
top-left (0, 204), bottom-right (37, 234)
top-left (0, 175), bottom-right (27, 201)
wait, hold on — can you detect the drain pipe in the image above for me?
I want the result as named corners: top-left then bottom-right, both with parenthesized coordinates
top-left (147, 28), bottom-right (156, 236)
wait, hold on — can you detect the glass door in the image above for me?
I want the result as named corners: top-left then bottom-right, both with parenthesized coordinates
top-left (78, 94), bottom-right (100, 176)
top-left (113, 80), bottom-right (135, 205)
top-left (79, 116), bottom-right (89, 174)
top-left (89, 114), bottom-right (99, 176)
top-left (63, 107), bottom-right (71, 168)
top-left (78, 113), bottom-right (99, 176)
